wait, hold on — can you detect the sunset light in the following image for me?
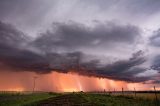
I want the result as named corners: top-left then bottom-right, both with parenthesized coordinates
top-left (0, 0), bottom-right (160, 105)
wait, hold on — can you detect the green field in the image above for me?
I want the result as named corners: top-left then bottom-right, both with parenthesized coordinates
top-left (0, 92), bottom-right (58, 106)
top-left (0, 92), bottom-right (159, 106)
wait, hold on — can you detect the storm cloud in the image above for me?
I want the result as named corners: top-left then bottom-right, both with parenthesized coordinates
top-left (150, 29), bottom-right (160, 47)
top-left (95, 51), bottom-right (148, 82)
top-left (0, 20), bottom-right (149, 82)
top-left (149, 29), bottom-right (160, 74)
top-left (33, 21), bottom-right (141, 52)
top-left (0, 21), bottom-right (51, 73)
top-left (0, 0), bottom-right (160, 84)
top-left (151, 55), bottom-right (160, 72)
top-left (0, 21), bottom-right (28, 46)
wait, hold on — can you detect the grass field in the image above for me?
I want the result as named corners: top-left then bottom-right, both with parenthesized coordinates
top-left (0, 92), bottom-right (58, 106)
top-left (0, 91), bottom-right (160, 106)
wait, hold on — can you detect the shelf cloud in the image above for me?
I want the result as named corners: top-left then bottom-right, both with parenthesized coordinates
top-left (0, 0), bottom-right (160, 85)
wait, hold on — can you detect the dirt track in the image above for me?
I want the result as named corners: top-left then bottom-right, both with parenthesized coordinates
top-left (37, 94), bottom-right (95, 106)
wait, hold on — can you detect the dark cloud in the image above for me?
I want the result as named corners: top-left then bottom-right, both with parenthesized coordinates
top-left (0, 21), bottom-right (149, 82)
top-left (83, 50), bottom-right (148, 82)
top-left (150, 29), bottom-right (160, 47)
top-left (0, 0), bottom-right (158, 38)
top-left (151, 55), bottom-right (160, 72)
top-left (33, 21), bottom-right (141, 51)
top-left (0, 0), bottom-right (159, 86)
top-left (0, 21), bottom-right (51, 73)
top-left (0, 21), bottom-right (28, 46)
top-left (0, 44), bottom-right (51, 73)
top-left (46, 52), bottom-right (83, 71)
top-left (44, 50), bottom-right (148, 82)
top-left (149, 29), bottom-right (160, 73)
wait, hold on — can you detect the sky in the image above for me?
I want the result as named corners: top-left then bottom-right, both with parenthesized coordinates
top-left (0, 0), bottom-right (160, 92)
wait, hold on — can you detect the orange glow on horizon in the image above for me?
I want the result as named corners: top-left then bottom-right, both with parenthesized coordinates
top-left (0, 70), bottom-right (159, 92)
top-left (5, 88), bottom-right (24, 92)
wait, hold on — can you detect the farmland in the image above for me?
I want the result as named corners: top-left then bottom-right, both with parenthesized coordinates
top-left (0, 91), bottom-right (160, 106)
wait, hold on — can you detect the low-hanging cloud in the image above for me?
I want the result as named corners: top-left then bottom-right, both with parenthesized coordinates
top-left (149, 29), bottom-right (160, 73)
top-left (93, 51), bottom-right (148, 82)
top-left (151, 55), bottom-right (160, 73)
top-left (0, 21), bottom-right (151, 83)
top-left (0, 21), bottom-right (51, 73)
